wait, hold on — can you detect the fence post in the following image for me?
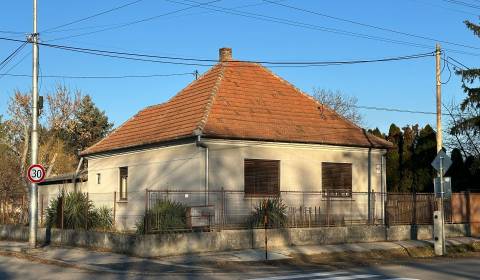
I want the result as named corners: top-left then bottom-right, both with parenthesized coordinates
top-left (466, 191), bottom-right (471, 228)
top-left (413, 191), bottom-right (417, 226)
top-left (40, 194), bottom-right (44, 227)
top-left (221, 187), bottom-right (225, 230)
top-left (85, 192), bottom-right (89, 230)
top-left (144, 188), bottom-right (148, 234)
top-left (113, 191), bottom-right (116, 227)
top-left (61, 193), bottom-right (64, 230)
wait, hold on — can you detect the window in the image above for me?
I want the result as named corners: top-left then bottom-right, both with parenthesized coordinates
top-left (96, 173), bottom-right (101, 184)
top-left (119, 167), bottom-right (128, 201)
top-left (322, 162), bottom-right (352, 197)
top-left (244, 159), bottom-right (280, 196)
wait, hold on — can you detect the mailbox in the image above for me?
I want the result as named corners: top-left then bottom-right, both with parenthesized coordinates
top-left (186, 206), bottom-right (214, 229)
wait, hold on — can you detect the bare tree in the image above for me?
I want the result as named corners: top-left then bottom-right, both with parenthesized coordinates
top-left (444, 99), bottom-right (480, 158)
top-left (312, 88), bottom-right (363, 125)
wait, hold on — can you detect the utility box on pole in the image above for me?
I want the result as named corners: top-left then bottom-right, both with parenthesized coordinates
top-left (433, 210), bottom-right (445, 256)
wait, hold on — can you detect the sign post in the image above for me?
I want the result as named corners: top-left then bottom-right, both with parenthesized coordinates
top-left (431, 150), bottom-right (452, 256)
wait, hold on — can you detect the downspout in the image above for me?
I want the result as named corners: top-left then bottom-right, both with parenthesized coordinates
top-left (196, 136), bottom-right (209, 206)
top-left (363, 129), bottom-right (373, 225)
top-left (381, 151), bottom-right (386, 224)
top-left (73, 157), bottom-right (84, 192)
top-left (367, 147), bottom-right (372, 224)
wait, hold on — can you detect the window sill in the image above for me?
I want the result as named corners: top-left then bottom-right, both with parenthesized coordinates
top-left (116, 200), bottom-right (128, 203)
top-left (244, 194), bottom-right (280, 198)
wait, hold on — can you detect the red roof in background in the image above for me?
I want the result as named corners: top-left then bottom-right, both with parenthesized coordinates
top-left (81, 58), bottom-right (391, 156)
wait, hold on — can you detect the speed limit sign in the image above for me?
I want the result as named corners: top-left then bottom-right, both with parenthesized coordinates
top-left (27, 164), bottom-right (46, 183)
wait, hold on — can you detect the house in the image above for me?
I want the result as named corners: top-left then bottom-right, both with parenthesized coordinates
top-left (41, 48), bottom-right (391, 231)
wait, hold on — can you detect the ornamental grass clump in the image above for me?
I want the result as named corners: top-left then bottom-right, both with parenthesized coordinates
top-left (248, 198), bottom-right (288, 228)
top-left (136, 199), bottom-right (187, 234)
top-left (45, 191), bottom-right (113, 231)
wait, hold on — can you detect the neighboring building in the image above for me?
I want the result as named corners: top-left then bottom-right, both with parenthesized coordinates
top-left (42, 48), bottom-right (391, 230)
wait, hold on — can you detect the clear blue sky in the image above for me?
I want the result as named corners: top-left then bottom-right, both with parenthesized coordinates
top-left (1, 0), bottom-right (479, 133)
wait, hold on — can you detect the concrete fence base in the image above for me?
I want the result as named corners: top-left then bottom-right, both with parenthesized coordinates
top-left (0, 224), bottom-right (471, 258)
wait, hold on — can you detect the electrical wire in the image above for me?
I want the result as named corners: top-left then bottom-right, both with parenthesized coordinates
top-left (0, 50), bottom-right (31, 81)
top-left (1, 72), bottom-right (196, 79)
top-left (43, 0), bottom-right (222, 42)
top-left (354, 105), bottom-right (456, 116)
top-left (41, 0), bottom-right (146, 33)
top-left (0, 42), bottom-right (28, 71)
top-left (0, 36), bottom-right (436, 67)
top-left (167, 0), bottom-right (480, 57)
top-left (264, 0), bottom-right (480, 51)
top-left (441, 0), bottom-right (480, 10)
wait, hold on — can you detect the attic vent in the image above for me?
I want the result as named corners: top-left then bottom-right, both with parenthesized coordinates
top-left (219, 47), bottom-right (232, 62)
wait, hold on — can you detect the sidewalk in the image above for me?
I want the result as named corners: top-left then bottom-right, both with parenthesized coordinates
top-left (0, 237), bottom-right (478, 275)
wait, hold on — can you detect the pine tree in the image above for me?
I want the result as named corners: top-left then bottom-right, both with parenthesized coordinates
top-left (451, 20), bottom-right (480, 144)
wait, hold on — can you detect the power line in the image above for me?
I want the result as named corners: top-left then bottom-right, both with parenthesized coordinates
top-left (43, 0), bottom-right (222, 42)
top-left (0, 50), bottom-right (31, 81)
top-left (442, 0), bottom-right (480, 10)
top-left (1, 72), bottom-right (196, 79)
top-left (42, 0), bottom-right (146, 33)
top-left (0, 42), bottom-right (28, 71)
top-left (355, 105), bottom-right (457, 116)
top-left (408, 0), bottom-right (479, 15)
top-left (0, 36), bottom-right (435, 67)
top-left (264, 0), bottom-right (480, 51)
top-left (167, 0), bottom-right (480, 57)
top-left (42, 0), bottom-right (286, 37)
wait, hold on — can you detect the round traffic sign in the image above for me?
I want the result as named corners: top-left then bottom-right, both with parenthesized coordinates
top-left (27, 164), bottom-right (46, 183)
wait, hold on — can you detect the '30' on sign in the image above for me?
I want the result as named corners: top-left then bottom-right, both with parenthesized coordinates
top-left (27, 164), bottom-right (46, 183)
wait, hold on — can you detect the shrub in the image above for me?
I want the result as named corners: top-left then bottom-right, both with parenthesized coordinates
top-left (45, 191), bottom-right (113, 231)
top-left (136, 199), bottom-right (187, 234)
top-left (248, 198), bottom-right (288, 228)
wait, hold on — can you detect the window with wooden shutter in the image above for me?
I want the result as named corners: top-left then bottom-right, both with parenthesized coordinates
top-left (322, 162), bottom-right (352, 197)
top-left (244, 159), bottom-right (280, 196)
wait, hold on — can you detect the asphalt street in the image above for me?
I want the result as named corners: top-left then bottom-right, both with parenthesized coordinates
top-left (0, 253), bottom-right (479, 280)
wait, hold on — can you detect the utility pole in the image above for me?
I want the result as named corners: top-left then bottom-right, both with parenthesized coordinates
top-left (435, 43), bottom-right (446, 255)
top-left (28, 0), bottom-right (39, 248)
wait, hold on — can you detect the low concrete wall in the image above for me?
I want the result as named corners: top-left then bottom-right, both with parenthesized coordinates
top-left (0, 224), bottom-right (470, 257)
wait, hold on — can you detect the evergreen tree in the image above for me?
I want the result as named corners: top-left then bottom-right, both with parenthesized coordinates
top-left (412, 125), bottom-right (437, 192)
top-left (446, 148), bottom-right (470, 192)
top-left (399, 125), bottom-right (418, 192)
top-left (386, 124), bottom-right (402, 192)
top-left (454, 20), bottom-right (480, 136)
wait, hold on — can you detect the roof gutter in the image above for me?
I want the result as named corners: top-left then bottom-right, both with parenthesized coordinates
top-left (196, 135), bottom-right (209, 206)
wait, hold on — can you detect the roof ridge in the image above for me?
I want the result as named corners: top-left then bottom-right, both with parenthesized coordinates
top-left (194, 63), bottom-right (226, 135)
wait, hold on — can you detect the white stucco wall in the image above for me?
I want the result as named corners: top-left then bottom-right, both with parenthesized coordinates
top-left (79, 139), bottom-right (386, 231)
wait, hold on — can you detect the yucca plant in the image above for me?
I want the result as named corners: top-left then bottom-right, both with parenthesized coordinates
top-left (248, 198), bottom-right (288, 228)
top-left (136, 199), bottom-right (187, 234)
top-left (45, 191), bottom-right (113, 230)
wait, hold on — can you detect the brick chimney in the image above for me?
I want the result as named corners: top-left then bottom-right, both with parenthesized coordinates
top-left (219, 47), bottom-right (232, 62)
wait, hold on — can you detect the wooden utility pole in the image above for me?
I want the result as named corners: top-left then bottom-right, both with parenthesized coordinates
top-left (435, 43), bottom-right (446, 256)
top-left (436, 44), bottom-right (442, 153)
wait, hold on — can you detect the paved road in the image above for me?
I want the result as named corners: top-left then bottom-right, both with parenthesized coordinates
top-left (0, 254), bottom-right (478, 280)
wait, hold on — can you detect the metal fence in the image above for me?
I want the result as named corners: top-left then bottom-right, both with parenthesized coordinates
top-left (1, 189), bottom-right (475, 234)
top-left (145, 189), bottom-right (387, 233)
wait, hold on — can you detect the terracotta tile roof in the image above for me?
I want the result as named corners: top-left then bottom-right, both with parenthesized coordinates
top-left (82, 59), bottom-right (391, 156)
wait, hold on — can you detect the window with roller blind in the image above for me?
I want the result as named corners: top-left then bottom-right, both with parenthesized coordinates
top-left (244, 159), bottom-right (280, 196)
top-left (322, 162), bottom-right (352, 197)
top-left (119, 167), bottom-right (128, 201)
